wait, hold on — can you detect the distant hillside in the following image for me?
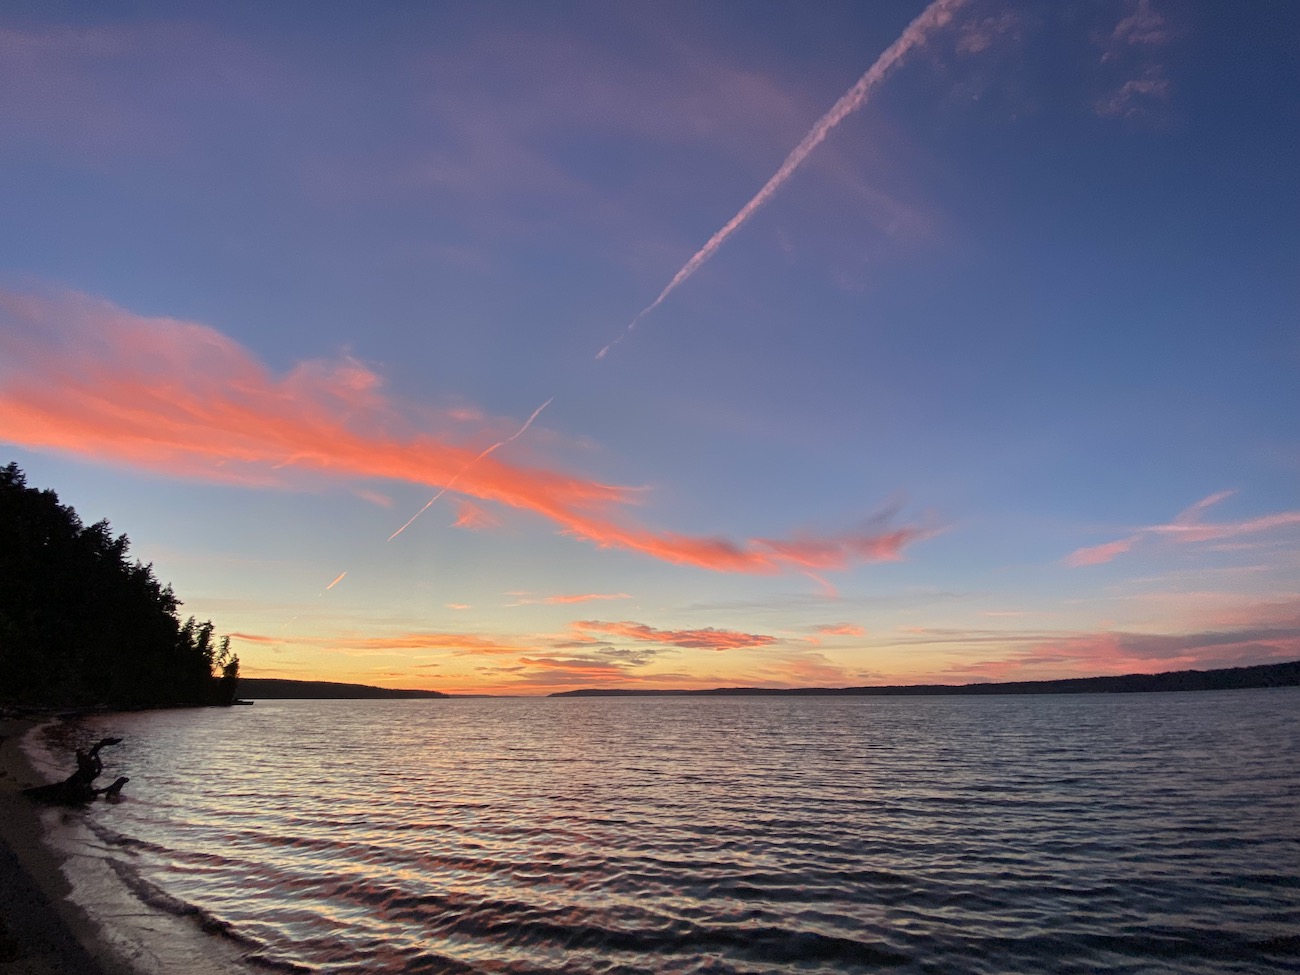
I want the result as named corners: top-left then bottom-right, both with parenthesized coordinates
top-left (550, 660), bottom-right (1300, 698)
top-left (238, 678), bottom-right (447, 699)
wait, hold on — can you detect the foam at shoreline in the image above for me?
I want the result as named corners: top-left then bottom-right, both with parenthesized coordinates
top-left (3, 717), bottom-right (261, 975)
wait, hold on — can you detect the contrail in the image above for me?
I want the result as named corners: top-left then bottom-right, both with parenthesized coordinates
top-left (596, 0), bottom-right (968, 360)
top-left (387, 397), bottom-right (554, 541)
top-left (377, 1), bottom-right (965, 556)
top-left (325, 571), bottom-right (348, 590)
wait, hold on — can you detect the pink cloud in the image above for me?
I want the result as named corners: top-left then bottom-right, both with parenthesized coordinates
top-left (452, 500), bottom-right (500, 531)
top-left (956, 12), bottom-right (1021, 56)
top-left (950, 623), bottom-right (1300, 683)
top-left (353, 488), bottom-right (394, 508)
top-left (1111, 0), bottom-right (1169, 48)
top-left (1065, 491), bottom-right (1300, 566)
top-left (758, 650), bottom-right (853, 686)
top-left (543, 593), bottom-right (632, 605)
top-left (1094, 1), bottom-right (1175, 122)
top-left (0, 289), bottom-right (928, 575)
top-left (573, 619), bottom-right (778, 651)
top-left (1094, 68), bottom-right (1171, 119)
top-left (505, 591), bottom-right (634, 607)
top-left (229, 630), bottom-right (524, 654)
top-left (814, 623), bottom-right (866, 637)
top-left (1064, 537), bottom-right (1137, 567)
top-left (892, 603), bottom-right (1300, 684)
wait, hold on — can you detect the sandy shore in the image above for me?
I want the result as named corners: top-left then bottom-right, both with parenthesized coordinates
top-left (0, 714), bottom-right (121, 975)
top-left (0, 716), bottom-right (256, 975)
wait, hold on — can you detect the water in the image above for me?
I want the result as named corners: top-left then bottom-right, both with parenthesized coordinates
top-left (36, 691), bottom-right (1300, 974)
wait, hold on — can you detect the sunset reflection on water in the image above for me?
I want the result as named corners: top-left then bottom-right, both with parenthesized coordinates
top-left (52, 691), bottom-right (1300, 974)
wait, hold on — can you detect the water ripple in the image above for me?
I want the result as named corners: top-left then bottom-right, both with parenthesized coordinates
top-left (52, 690), bottom-right (1300, 975)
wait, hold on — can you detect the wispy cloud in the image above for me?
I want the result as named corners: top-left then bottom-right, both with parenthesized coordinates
top-left (955, 11), bottom-right (1021, 56)
top-left (0, 23), bottom-right (290, 160)
top-left (1065, 491), bottom-right (1300, 567)
top-left (230, 630), bottom-right (525, 655)
top-left (757, 649), bottom-right (854, 686)
top-left (573, 619), bottom-right (778, 651)
top-left (939, 622), bottom-right (1300, 683)
top-left (352, 488), bottom-right (394, 508)
top-left (1094, 0), bottom-right (1174, 121)
top-left (508, 592), bottom-right (633, 606)
top-left (384, 15), bottom-right (936, 273)
top-left (813, 622), bottom-right (866, 637)
top-left (881, 594), bottom-right (1300, 684)
top-left (545, 592), bottom-right (632, 605)
top-left (0, 288), bottom-right (928, 575)
top-left (1109, 0), bottom-right (1170, 49)
top-left (1094, 67), bottom-right (1170, 119)
top-left (451, 500), bottom-right (501, 531)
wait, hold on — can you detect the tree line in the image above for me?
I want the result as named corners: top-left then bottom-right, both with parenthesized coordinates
top-left (0, 462), bottom-right (238, 708)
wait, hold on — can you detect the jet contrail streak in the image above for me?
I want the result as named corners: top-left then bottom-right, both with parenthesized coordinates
top-left (387, 397), bottom-right (554, 541)
top-left (596, 0), bottom-right (967, 360)
top-left (325, 571), bottom-right (348, 590)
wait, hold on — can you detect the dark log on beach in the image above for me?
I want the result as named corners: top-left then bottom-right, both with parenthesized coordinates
top-left (23, 736), bottom-right (128, 806)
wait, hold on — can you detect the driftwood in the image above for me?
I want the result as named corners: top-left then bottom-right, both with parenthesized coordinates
top-left (24, 736), bottom-right (129, 805)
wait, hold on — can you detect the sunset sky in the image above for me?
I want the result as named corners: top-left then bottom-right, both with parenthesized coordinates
top-left (2, 0), bottom-right (1297, 694)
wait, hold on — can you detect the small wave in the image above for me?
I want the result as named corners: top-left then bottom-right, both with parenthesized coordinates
top-left (103, 856), bottom-right (256, 945)
top-left (84, 818), bottom-right (173, 855)
top-left (59, 691), bottom-right (1300, 975)
top-left (244, 955), bottom-right (313, 974)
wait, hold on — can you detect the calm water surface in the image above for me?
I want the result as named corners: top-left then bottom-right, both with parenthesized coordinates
top-left (45, 691), bottom-right (1300, 974)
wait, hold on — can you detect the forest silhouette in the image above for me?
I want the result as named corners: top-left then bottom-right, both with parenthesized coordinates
top-left (0, 463), bottom-right (238, 708)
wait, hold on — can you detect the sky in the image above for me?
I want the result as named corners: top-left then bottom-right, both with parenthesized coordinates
top-left (1, 0), bottom-right (1298, 694)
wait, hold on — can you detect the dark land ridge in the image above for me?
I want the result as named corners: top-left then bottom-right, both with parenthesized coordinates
top-left (549, 659), bottom-right (1300, 697)
top-left (238, 678), bottom-right (446, 699)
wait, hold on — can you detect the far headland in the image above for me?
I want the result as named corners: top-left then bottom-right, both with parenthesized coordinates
top-left (235, 678), bottom-right (448, 700)
top-left (233, 660), bottom-right (1300, 700)
top-left (548, 659), bottom-right (1300, 698)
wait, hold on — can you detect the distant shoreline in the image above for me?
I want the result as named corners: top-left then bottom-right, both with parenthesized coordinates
top-left (232, 661), bottom-right (1300, 701)
top-left (236, 678), bottom-right (447, 700)
top-left (549, 659), bottom-right (1300, 698)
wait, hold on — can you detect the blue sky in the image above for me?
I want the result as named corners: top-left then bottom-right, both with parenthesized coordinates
top-left (2, 0), bottom-right (1297, 692)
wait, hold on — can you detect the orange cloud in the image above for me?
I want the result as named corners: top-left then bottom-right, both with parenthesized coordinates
top-left (545, 592), bottom-right (631, 605)
top-left (759, 650), bottom-right (853, 686)
top-left (230, 630), bottom-right (524, 655)
top-left (0, 288), bottom-right (927, 575)
top-left (508, 592), bottom-right (632, 606)
top-left (814, 622), bottom-right (866, 637)
top-left (573, 619), bottom-right (777, 650)
top-left (1066, 491), bottom-right (1300, 566)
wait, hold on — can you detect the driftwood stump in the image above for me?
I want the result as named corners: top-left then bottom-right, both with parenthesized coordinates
top-left (24, 736), bottom-right (129, 805)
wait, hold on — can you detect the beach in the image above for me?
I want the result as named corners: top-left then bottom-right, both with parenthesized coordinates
top-left (0, 714), bottom-right (115, 975)
top-left (0, 716), bottom-right (252, 975)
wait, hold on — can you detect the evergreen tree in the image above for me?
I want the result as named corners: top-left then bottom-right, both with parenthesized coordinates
top-left (0, 463), bottom-right (239, 707)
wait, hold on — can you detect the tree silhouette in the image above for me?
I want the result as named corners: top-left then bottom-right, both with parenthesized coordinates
top-left (0, 462), bottom-right (239, 708)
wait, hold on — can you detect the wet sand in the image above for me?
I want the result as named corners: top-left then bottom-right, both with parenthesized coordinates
top-left (0, 716), bottom-right (254, 975)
